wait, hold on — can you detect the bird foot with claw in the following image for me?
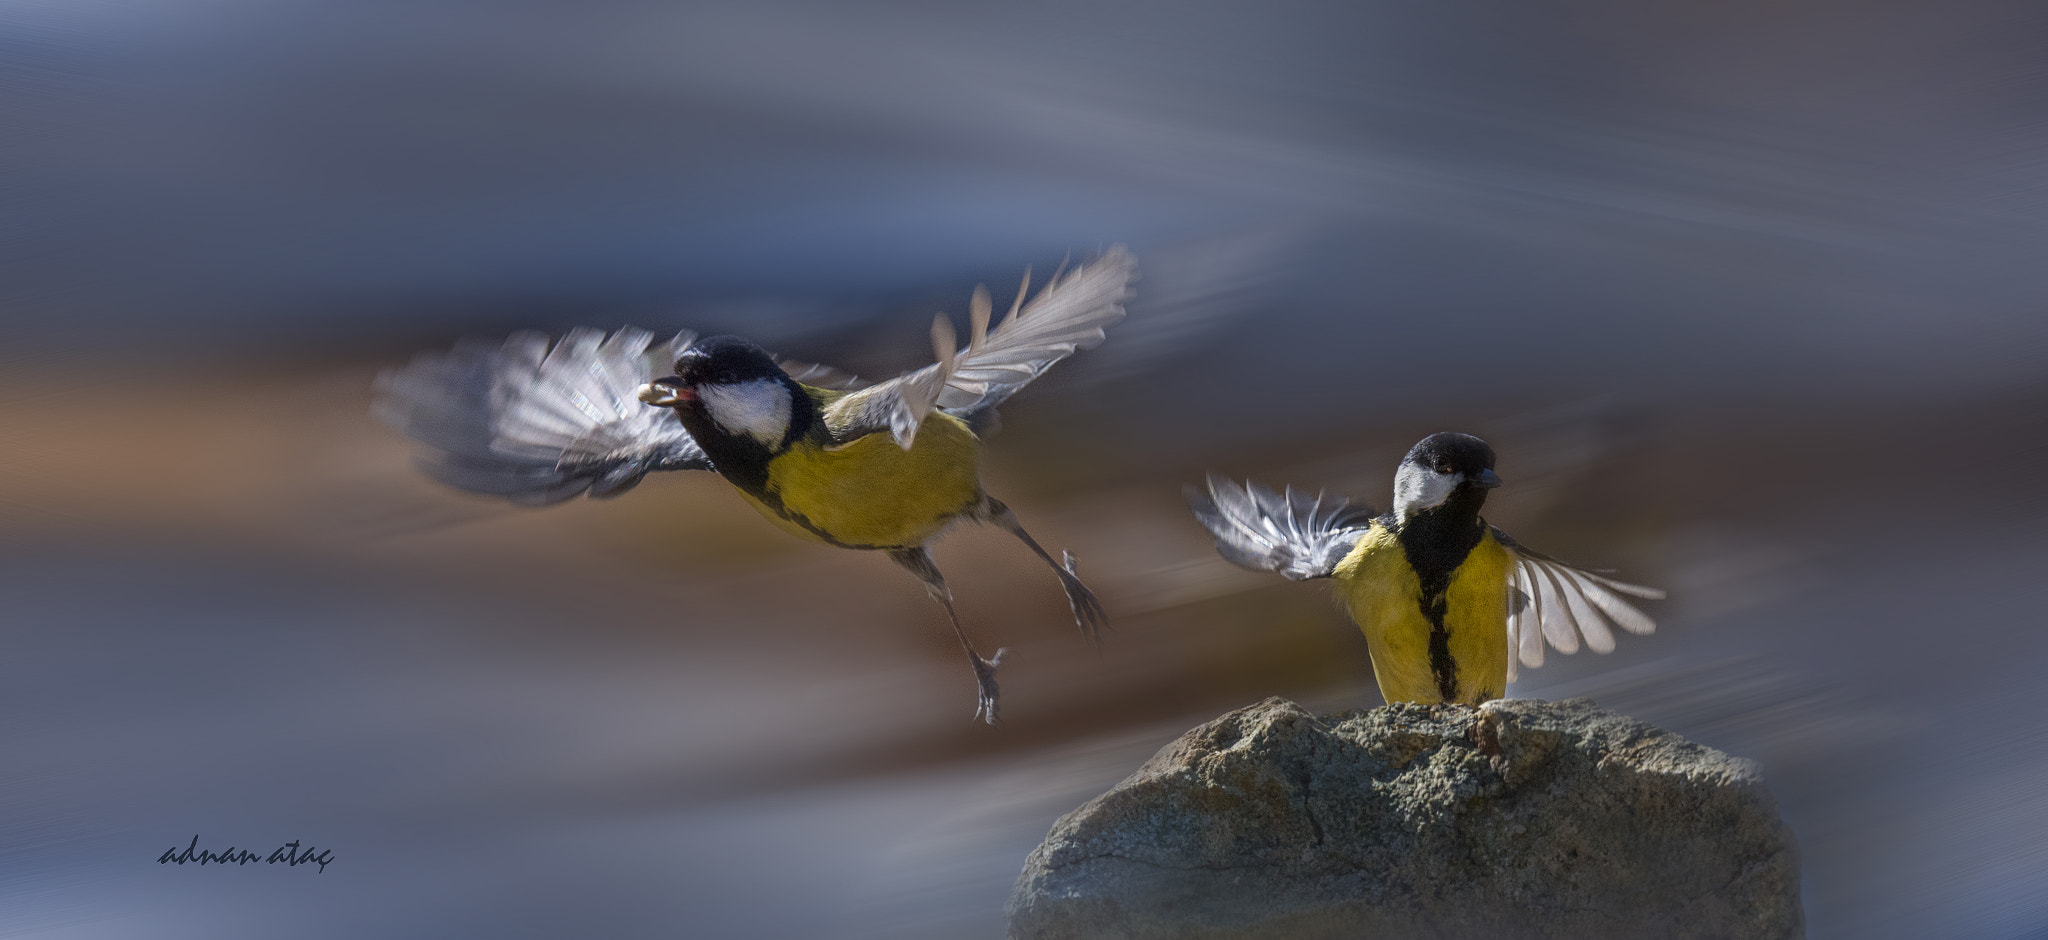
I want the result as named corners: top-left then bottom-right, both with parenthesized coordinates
top-left (1057, 551), bottom-right (1108, 642)
top-left (971, 647), bottom-right (1008, 724)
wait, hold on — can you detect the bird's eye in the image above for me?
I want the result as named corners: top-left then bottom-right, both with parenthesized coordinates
top-left (1434, 464), bottom-right (1454, 474)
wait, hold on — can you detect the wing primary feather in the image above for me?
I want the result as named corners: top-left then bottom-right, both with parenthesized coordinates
top-left (1504, 582), bottom-right (1524, 683)
top-left (1533, 563), bottom-right (1580, 654)
top-left (933, 313), bottom-right (959, 369)
top-left (1579, 570), bottom-right (1668, 600)
top-left (1546, 562), bottom-right (1617, 653)
top-left (1006, 267), bottom-right (1030, 323)
top-left (1514, 565), bottom-right (1546, 669)
top-left (1572, 573), bottom-right (1659, 635)
top-left (969, 285), bottom-right (991, 351)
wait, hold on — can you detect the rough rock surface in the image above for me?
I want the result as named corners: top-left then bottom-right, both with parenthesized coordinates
top-left (1006, 697), bottom-right (1802, 940)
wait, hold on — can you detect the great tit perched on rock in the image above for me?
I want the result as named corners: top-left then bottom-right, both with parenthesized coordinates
top-left (1186, 432), bottom-right (1663, 705)
top-left (376, 247), bottom-right (1137, 723)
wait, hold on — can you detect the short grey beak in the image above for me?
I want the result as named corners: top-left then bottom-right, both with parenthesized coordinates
top-left (1472, 468), bottom-right (1502, 489)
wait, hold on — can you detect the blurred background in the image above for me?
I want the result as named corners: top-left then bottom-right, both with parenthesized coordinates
top-left (4, 0), bottom-right (2047, 937)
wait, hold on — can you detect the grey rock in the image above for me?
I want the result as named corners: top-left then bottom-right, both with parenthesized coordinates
top-left (1006, 697), bottom-right (1802, 940)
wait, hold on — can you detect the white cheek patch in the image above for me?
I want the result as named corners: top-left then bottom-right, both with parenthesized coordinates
top-left (1393, 462), bottom-right (1458, 520)
top-left (698, 379), bottom-right (793, 446)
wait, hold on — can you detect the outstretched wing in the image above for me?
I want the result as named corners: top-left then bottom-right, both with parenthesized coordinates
top-left (1492, 525), bottom-right (1665, 682)
top-left (824, 246), bottom-right (1137, 447)
top-left (1186, 473), bottom-right (1378, 581)
top-left (374, 326), bottom-right (711, 506)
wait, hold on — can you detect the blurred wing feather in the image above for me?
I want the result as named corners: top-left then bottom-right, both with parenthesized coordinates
top-left (374, 327), bottom-right (710, 505)
top-left (825, 246), bottom-right (1136, 448)
top-left (776, 358), bottom-right (869, 391)
top-left (1186, 473), bottom-right (1377, 581)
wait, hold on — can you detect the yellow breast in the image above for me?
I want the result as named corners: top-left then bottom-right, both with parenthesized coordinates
top-left (741, 411), bottom-right (984, 549)
top-left (1332, 523), bottom-right (1514, 704)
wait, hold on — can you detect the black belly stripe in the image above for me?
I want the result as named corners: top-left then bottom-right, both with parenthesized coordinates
top-left (1422, 594), bottom-right (1458, 701)
top-left (1389, 491), bottom-right (1490, 702)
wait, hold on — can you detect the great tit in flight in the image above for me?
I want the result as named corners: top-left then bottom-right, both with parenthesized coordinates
top-left (377, 248), bottom-right (1137, 723)
top-left (1187, 432), bottom-right (1663, 705)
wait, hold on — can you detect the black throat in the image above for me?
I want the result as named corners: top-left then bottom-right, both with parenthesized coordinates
top-left (1393, 486), bottom-right (1490, 702)
top-left (667, 381), bottom-right (817, 498)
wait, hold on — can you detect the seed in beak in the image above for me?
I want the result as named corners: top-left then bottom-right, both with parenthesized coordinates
top-left (635, 382), bottom-right (692, 406)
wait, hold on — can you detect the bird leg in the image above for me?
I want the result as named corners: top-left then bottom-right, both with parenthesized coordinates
top-left (888, 546), bottom-right (1006, 724)
top-left (981, 497), bottom-right (1107, 644)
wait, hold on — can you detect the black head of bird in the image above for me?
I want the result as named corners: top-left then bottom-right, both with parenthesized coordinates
top-left (664, 335), bottom-right (786, 390)
top-left (639, 335), bottom-right (815, 457)
top-left (1392, 431), bottom-right (1503, 522)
